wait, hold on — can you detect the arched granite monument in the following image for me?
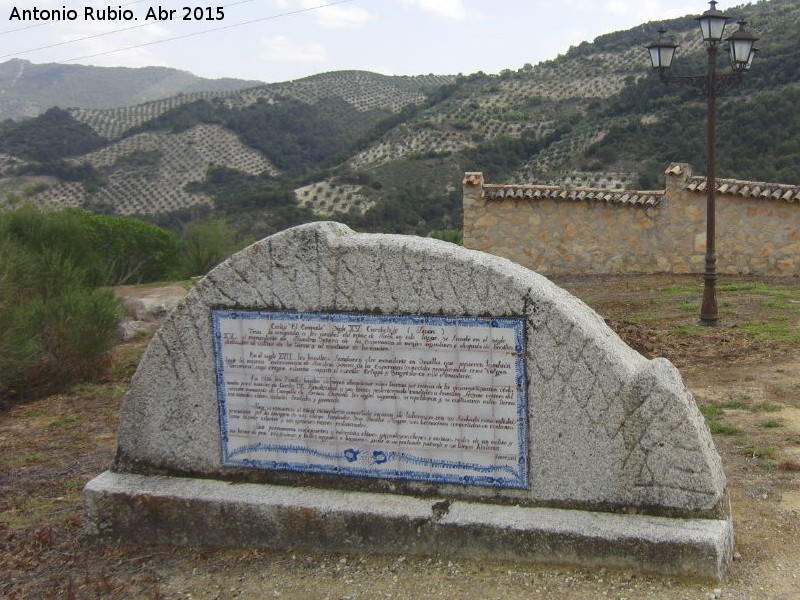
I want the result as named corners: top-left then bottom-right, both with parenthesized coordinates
top-left (85, 222), bottom-right (732, 580)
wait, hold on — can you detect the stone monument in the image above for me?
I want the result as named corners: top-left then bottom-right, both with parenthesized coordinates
top-left (85, 222), bottom-right (732, 580)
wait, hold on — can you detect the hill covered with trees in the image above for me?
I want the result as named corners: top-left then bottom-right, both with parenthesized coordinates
top-left (1, 0), bottom-right (799, 239)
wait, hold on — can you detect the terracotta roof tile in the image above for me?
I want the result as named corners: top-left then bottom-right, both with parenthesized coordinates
top-left (687, 176), bottom-right (800, 205)
top-left (481, 184), bottom-right (663, 206)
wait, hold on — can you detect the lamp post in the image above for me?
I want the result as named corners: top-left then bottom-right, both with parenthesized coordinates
top-left (647, 1), bottom-right (758, 324)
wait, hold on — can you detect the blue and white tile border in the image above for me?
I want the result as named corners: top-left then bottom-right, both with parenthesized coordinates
top-left (211, 310), bottom-right (529, 489)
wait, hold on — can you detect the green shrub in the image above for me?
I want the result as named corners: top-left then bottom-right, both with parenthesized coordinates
top-left (0, 238), bottom-right (120, 404)
top-left (88, 212), bottom-right (181, 284)
top-left (180, 217), bottom-right (252, 277)
top-left (0, 288), bottom-right (119, 401)
top-left (0, 205), bottom-right (180, 285)
top-left (0, 208), bottom-right (159, 404)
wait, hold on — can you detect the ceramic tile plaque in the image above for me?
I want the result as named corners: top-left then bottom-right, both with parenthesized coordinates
top-left (211, 310), bottom-right (528, 489)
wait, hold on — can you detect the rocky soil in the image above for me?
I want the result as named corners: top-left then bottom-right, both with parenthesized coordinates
top-left (1, 274), bottom-right (798, 599)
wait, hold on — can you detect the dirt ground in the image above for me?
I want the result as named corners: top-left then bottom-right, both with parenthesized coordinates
top-left (2, 274), bottom-right (799, 599)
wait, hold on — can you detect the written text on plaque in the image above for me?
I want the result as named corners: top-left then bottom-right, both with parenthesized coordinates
top-left (211, 310), bottom-right (528, 488)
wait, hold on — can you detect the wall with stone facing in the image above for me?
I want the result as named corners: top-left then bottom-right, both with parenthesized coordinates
top-left (463, 164), bottom-right (800, 276)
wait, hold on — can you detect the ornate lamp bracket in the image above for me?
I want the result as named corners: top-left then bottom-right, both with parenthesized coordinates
top-left (658, 70), bottom-right (745, 96)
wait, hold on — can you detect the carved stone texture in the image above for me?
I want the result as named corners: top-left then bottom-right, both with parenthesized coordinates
top-left (115, 221), bottom-right (726, 518)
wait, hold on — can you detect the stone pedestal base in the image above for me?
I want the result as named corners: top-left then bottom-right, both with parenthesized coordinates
top-left (85, 472), bottom-right (733, 581)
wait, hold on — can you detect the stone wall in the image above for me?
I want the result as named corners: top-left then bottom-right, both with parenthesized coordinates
top-left (463, 164), bottom-right (800, 276)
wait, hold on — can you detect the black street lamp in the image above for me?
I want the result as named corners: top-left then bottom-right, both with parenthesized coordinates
top-left (647, 1), bottom-right (758, 324)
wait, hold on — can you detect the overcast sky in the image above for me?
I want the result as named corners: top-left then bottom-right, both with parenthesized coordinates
top-left (0, 0), bottom-right (744, 82)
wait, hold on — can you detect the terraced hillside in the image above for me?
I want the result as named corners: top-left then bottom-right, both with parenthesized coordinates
top-left (2, 0), bottom-right (799, 237)
top-left (294, 181), bottom-right (376, 216)
top-left (511, 119), bottom-right (633, 185)
top-left (68, 92), bottom-right (241, 141)
top-left (0, 70), bottom-right (453, 218)
top-left (342, 0), bottom-right (800, 194)
top-left (31, 124), bottom-right (276, 215)
top-left (69, 71), bottom-right (454, 140)
top-left (346, 41), bottom-right (647, 175)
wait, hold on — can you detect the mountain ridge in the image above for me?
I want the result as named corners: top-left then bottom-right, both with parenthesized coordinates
top-left (0, 58), bottom-right (265, 121)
